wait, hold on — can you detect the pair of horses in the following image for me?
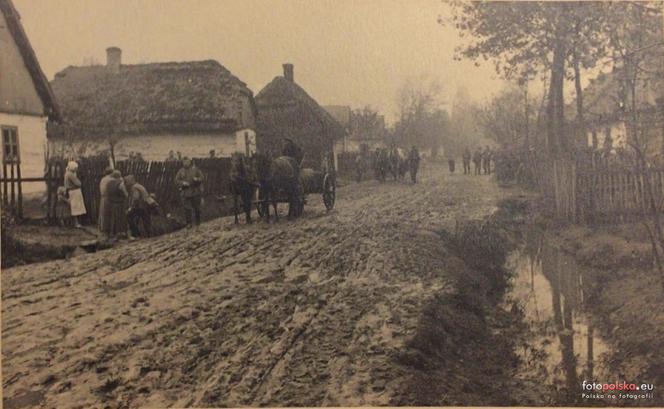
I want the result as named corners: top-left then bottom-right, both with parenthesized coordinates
top-left (372, 148), bottom-right (411, 182)
top-left (229, 152), bottom-right (303, 224)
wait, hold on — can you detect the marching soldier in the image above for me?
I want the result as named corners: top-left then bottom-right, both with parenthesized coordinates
top-left (473, 148), bottom-right (482, 175)
top-left (462, 148), bottom-right (471, 174)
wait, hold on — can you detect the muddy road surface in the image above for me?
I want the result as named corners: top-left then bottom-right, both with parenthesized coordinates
top-left (2, 162), bottom-right (518, 408)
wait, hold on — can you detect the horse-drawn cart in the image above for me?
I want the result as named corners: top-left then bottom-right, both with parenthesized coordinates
top-left (255, 163), bottom-right (336, 219)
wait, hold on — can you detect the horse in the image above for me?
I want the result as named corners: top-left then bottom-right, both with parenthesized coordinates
top-left (372, 148), bottom-right (389, 182)
top-left (229, 153), bottom-right (257, 224)
top-left (253, 153), bottom-right (304, 222)
top-left (388, 147), bottom-right (408, 181)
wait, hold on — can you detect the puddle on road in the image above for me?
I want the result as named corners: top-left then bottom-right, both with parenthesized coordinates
top-left (505, 228), bottom-right (612, 404)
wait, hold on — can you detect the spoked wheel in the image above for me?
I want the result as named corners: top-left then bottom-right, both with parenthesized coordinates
top-left (255, 187), bottom-right (266, 218)
top-left (323, 173), bottom-right (336, 211)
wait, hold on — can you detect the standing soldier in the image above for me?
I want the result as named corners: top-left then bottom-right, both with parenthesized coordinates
top-left (473, 148), bottom-right (482, 175)
top-left (165, 150), bottom-right (177, 162)
top-left (462, 148), bottom-right (471, 174)
top-left (282, 138), bottom-right (304, 165)
top-left (175, 158), bottom-right (204, 228)
top-left (483, 146), bottom-right (492, 175)
top-left (408, 145), bottom-right (421, 183)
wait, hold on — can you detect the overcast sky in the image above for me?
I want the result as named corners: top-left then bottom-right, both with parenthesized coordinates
top-left (14, 0), bottom-right (507, 123)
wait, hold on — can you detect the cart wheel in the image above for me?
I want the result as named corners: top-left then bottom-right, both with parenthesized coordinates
top-left (255, 187), bottom-right (266, 218)
top-left (323, 173), bottom-right (336, 211)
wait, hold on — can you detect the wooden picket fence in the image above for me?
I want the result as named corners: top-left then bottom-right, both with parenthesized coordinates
top-left (551, 157), bottom-right (664, 224)
top-left (1, 157), bottom-right (233, 226)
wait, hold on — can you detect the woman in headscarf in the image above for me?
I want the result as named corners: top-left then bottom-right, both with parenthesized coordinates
top-left (97, 167), bottom-right (115, 236)
top-left (105, 170), bottom-right (129, 239)
top-left (64, 161), bottom-right (86, 228)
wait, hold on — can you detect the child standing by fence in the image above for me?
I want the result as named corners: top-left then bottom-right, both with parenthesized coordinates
top-left (56, 186), bottom-right (71, 227)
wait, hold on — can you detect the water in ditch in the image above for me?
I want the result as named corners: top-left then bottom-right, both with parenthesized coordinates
top-left (505, 227), bottom-right (613, 405)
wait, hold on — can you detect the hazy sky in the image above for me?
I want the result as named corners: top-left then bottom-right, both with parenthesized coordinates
top-left (14, 0), bottom-right (507, 123)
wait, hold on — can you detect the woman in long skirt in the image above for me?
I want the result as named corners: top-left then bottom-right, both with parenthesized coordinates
top-left (97, 167), bottom-right (114, 236)
top-left (64, 161), bottom-right (86, 228)
top-left (99, 170), bottom-right (127, 238)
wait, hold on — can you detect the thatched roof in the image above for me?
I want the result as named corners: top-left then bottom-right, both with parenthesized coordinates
top-left (323, 105), bottom-right (351, 130)
top-left (51, 59), bottom-right (255, 137)
top-left (0, 0), bottom-right (60, 121)
top-left (256, 76), bottom-right (346, 142)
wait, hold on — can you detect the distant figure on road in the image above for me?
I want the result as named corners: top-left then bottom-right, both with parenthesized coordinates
top-left (462, 148), bottom-right (471, 174)
top-left (125, 175), bottom-right (154, 238)
top-left (408, 145), bottom-right (420, 183)
top-left (355, 153), bottom-right (365, 182)
top-left (64, 161), bottom-right (86, 228)
top-left (448, 156), bottom-right (455, 174)
top-left (483, 146), bottom-right (492, 175)
top-left (175, 158), bottom-right (204, 228)
top-left (472, 148), bottom-right (482, 175)
top-left (209, 150), bottom-right (216, 159)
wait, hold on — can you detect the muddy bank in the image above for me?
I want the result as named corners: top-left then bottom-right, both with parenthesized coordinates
top-left (394, 196), bottom-right (662, 407)
top-left (537, 223), bottom-right (664, 407)
top-left (391, 197), bottom-right (546, 406)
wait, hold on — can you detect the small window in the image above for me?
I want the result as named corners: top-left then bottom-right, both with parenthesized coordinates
top-left (1, 126), bottom-right (19, 164)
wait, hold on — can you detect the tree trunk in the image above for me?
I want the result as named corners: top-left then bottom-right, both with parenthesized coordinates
top-left (547, 38), bottom-right (567, 158)
top-left (573, 50), bottom-right (586, 150)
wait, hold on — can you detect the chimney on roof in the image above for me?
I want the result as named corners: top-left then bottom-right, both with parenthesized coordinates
top-left (106, 47), bottom-right (122, 74)
top-left (283, 63), bottom-right (294, 82)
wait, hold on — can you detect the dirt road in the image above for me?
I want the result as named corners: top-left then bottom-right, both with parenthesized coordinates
top-left (2, 162), bottom-right (516, 408)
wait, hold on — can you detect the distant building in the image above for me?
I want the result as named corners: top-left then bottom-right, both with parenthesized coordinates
top-left (50, 48), bottom-right (257, 161)
top-left (255, 64), bottom-right (345, 170)
top-left (323, 105), bottom-right (352, 160)
top-left (324, 105), bottom-right (386, 154)
top-left (0, 0), bottom-right (61, 193)
top-left (576, 69), bottom-right (661, 155)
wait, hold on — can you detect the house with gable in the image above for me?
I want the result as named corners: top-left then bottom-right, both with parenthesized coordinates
top-left (255, 64), bottom-right (345, 170)
top-left (0, 0), bottom-right (61, 193)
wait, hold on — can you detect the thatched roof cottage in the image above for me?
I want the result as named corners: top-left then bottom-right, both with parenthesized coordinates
top-left (50, 48), bottom-right (257, 161)
top-left (1, 0), bottom-right (60, 193)
top-left (255, 64), bottom-right (345, 170)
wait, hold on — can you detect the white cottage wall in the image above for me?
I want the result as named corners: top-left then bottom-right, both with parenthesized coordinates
top-left (0, 112), bottom-right (47, 194)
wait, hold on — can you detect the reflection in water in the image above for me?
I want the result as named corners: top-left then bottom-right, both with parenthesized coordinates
top-left (508, 228), bottom-right (610, 403)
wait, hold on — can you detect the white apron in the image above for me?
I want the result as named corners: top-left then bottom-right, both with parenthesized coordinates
top-left (68, 188), bottom-right (87, 216)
